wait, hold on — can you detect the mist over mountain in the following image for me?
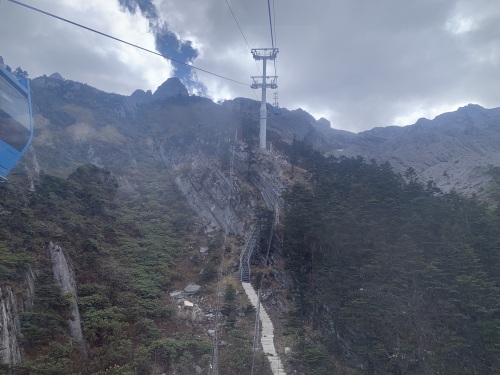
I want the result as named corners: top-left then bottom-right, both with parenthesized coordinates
top-left (21, 72), bottom-right (500, 199)
top-left (321, 104), bottom-right (500, 197)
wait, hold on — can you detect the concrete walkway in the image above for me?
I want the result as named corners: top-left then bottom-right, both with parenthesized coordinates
top-left (242, 282), bottom-right (286, 375)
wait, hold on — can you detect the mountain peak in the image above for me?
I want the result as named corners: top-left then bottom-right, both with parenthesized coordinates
top-left (316, 117), bottom-right (331, 130)
top-left (152, 77), bottom-right (188, 100)
top-left (49, 72), bottom-right (64, 80)
top-left (457, 103), bottom-right (484, 113)
top-left (130, 89), bottom-right (153, 103)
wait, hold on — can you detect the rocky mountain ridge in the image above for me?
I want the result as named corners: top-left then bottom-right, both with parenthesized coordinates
top-left (28, 73), bottom-right (500, 200)
top-left (320, 104), bottom-right (500, 196)
top-left (194, 92), bottom-right (500, 197)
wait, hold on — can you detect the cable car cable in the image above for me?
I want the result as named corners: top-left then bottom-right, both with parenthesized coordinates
top-left (271, 0), bottom-right (278, 100)
top-left (222, 0), bottom-right (261, 102)
top-left (272, 0), bottom-right (277, 49)
top-left (272, 0), bottom-right (278, 77)
top-left (224, 0), bottom-right (252, 52)
top-left (223, 0), bottom-right (261, 74)
top-left (7, 0), bottom-right (250, 87)
top-left (267, 0), bottom-right (275, 50)
top-left (270, 0), bottom-right (279, 113)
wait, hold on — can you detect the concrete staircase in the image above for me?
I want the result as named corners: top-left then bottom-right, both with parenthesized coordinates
top-left (242, 282), bottom-right (286, 375)
top-left (238, 151), bottom-right (287, 374)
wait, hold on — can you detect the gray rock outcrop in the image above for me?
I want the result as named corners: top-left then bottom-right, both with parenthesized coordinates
top-left (48, 242), bottom-right (85, 353)
top-left (184, 284), bottom-right (201, 294)
top-left (152, 77), bottom-right (189, 100)
top-left (22, 268), bottom-right (37, 313)
top-left (0, 268), bottom-right (38, 367)
top-left (0, 287), bottom-right (21, 365)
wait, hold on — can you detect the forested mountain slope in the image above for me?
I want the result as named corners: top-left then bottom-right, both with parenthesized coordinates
top-left (1, 72), bottom-right (500, 374)
top-left (1, 76), bottom-right (274, 374)
top-left (282, 141), bottom-right (500, 374)
top-left (0, 165), bottom-right (216, 374)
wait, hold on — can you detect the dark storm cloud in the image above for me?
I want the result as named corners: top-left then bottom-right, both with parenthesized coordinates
top-left (118, 0), bottom-right (158, 19)
top-left (116, 0), bottom-right (204, 92)
top-left (154, 27), bottom-right (197, 81)
top-left (118, 0), bottom-right (207, 95)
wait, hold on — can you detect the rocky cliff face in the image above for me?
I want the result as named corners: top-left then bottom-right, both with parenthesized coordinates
top-left (0, 287), bottom-right (21, 365)
top-left (48, 242), bottom-right (85, 353)
top-left (22, 268), bottom-right (37, 312)
top-left (158, 141), bottom-right (254, 237)
top-left (0, 268), bottom-right (38, 367)
top-left (311, 104), bottom-right (500, 196)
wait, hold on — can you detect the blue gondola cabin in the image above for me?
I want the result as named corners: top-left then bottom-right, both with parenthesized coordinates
top-left (0, 64), bottom-right (34, 178)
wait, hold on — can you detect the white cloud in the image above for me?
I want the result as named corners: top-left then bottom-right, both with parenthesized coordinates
top-left (446, 16), bottom-right (476, 35)
top-left (0, 0), bottom-right (171, 95)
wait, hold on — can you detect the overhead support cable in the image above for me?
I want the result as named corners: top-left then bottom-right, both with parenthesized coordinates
top-left (272, 0), bottom-right (278, 77)
top-left (272, 0), bottom-right (277, 48)
top-left (223, 0), bottom-right (263, 97)
top-left (7, 0), bottom-right (250, 87)
top-left (224, 0), bottom-right (251, 51)
top-left (267, 0), bottom-right (275, 50)
top-left (251, 89), bottom-right (260, 101)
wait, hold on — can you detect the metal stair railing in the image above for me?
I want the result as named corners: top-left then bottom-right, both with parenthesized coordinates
top-left (240, 226), bottom-right (259, 282)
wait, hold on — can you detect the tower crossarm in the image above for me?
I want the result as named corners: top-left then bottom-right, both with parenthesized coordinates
top-left (251, 76), bottom-right (278, 90)
top-left (251, 48), bottom-right (279, 60)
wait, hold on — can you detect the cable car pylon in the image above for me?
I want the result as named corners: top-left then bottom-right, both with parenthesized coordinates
top-left (251, 48), bottom-right (278, 150)
top-left (273, 92), bottom-right (281, 116)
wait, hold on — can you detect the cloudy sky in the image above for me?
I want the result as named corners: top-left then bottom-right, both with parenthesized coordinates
top-left (1, 0), bottom-right (500, 132)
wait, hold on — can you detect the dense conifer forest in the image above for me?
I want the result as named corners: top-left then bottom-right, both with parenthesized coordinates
top-left (282, 141), bottom-right (500, 374)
